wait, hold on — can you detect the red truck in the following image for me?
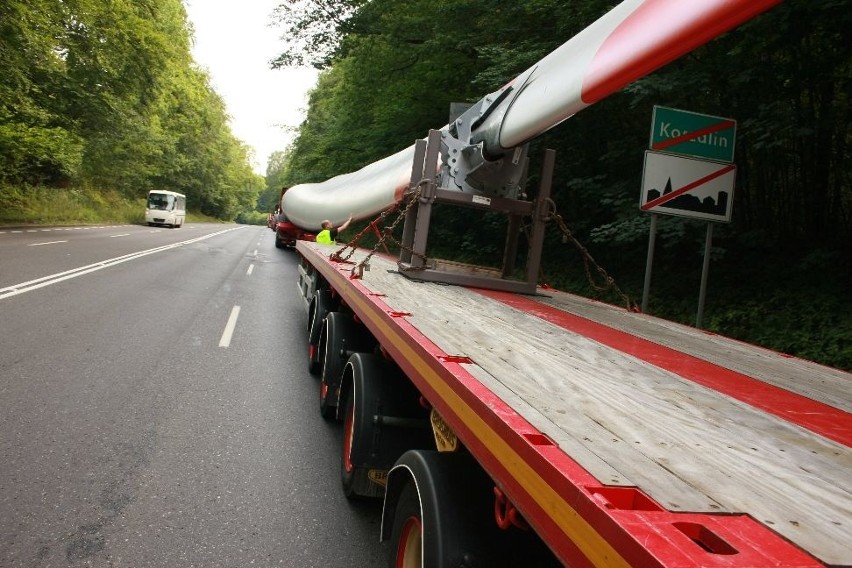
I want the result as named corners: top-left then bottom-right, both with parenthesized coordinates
top-left (273, 212), bottom-right (314, 249)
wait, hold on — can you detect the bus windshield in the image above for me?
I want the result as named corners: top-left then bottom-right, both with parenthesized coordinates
top-left (147, 193), bottom-right (175, 211)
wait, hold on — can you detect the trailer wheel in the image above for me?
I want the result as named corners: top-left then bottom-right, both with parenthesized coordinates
top-left (339, 375), bottom-right (390, 500)
top-left (390, 482), bottom-right (423, 568)
top-left (384, 452), bottom-right (478, 567)
top-left (340, 354), bottom-right (431, 499)
top-left (319, 312), bottom-right (346, 418)
top-left (320, 313), bottom-right (375, 420)
top-left (307, 290), bottom-right (333, 375)
top-left (341, 388), bottom-right (363, 496)
top-left (383, 451), bottom-right (559, 567)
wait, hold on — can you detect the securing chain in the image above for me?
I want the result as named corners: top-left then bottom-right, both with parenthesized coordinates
top-left (544, 198), bottom-right (639, 312)
top-left (330, 180), bottom-right (431, 278)
top-left (329, 188), bottom-right (638, 312)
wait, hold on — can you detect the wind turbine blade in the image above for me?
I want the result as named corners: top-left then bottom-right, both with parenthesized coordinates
top-left (282, 0), bottom-right (781, 230)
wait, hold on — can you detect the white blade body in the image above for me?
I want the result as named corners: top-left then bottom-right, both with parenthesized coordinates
top-left (282, 0), bottom-right (781, 230)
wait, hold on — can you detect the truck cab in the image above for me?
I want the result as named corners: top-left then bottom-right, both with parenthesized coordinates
top-left (275, 212), bottom-right (314, 249)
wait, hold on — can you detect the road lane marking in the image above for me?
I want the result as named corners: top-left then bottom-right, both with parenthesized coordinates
top-left (247, 263), bottom-right (255, 276)
top-left (109, 233), bottom-right (131, 238)
top-left (28, 240), bottom-right (68, 247)
top-left (219, 306), bottom-right (241, 347)
top-left (0, 227), bottom-right (244, 300)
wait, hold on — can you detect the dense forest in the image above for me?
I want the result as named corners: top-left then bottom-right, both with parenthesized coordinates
top-left (1, 1), bottom-right (849, 369)
top-left (0, 0), bottom-right (262, 220)
top-left (262, 0), bottom-right (851, 370)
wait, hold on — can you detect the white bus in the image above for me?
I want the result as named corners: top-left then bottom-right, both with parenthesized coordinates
top-left (145, 190), bottom-right (186, 228)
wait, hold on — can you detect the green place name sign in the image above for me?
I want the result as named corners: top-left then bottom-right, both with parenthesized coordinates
top-left (650, 106), bottom-right (736, 163)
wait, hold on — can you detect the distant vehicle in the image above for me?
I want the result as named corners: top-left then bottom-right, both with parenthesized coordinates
top-left (145, 190), bottom-right (186, 228)
top-left (275, 211), bottom-right (314, 249)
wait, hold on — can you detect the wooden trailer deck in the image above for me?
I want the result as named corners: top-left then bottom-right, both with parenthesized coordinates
top-left (299, 242), bottom-right (851, 566)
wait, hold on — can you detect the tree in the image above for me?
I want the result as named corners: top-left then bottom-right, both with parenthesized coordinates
top-left (270, 0), bottom-right (365, 69)
top-left (1, 0), bottom-right (262, 220)
top-left (0, 0), bottom-right (83, 185)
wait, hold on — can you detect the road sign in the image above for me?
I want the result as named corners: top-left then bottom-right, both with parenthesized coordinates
top-left (640, 151), bottom-right (735, 222)
top-left (650, 106), bottom-right (736, 162)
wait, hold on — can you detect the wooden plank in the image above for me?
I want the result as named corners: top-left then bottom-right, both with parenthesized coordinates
top-left (536, 291), bottom-right (851, 411)
top-left (305, 243), bottom-right (852, 565)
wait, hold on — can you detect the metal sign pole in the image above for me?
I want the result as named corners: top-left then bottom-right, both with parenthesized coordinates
top-left (696, 221), bottom-right (714, 327)
top-left (641, 213), bottom-right (658, 313)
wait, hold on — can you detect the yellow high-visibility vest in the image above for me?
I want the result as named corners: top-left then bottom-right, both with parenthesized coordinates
top-left (316, 229), bottom-right (334, 245)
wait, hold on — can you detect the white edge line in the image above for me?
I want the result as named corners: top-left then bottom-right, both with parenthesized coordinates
top-left (0, 227), bottom-right (243, 299)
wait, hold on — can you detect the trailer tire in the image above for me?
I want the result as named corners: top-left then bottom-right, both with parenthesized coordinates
top-left (319, 313), bottom-right (375, 420)
top-left (340, 381), bottom-right (376, 498)
top-left (383, 450), bottom-right (560, 567)
top-left (307, 290), bottom-right (333, 375)
top-left (384, 452), bottom-right (480, 567)
top-left (339, 354), bottom-right (431, 499)
top-left (390, 481), bottom-right (423, 567)
top-left (319, 312), bottom-right (346, 418)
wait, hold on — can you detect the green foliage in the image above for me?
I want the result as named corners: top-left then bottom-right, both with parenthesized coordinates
top-left (0, 0), bottom-right (261, 221)
top-left (0, 123), bottom-right (84, 184)
top-left (269, 0), bottom-right (365, 69)
top-left (0, 185), bottom-right (144, 225)
top-left (279, 0), bottom-right (485, 181)
top-left (235, 211), bottom-right (269, 226)
top-left (705, 294), bottom-right (851, 371)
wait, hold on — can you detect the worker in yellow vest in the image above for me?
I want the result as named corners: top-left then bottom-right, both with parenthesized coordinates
top-left (315, 214), bottom-right (353, 245)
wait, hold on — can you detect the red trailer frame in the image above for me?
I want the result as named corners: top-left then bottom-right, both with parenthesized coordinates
top-left (297, 241), bottom-right (844, 567)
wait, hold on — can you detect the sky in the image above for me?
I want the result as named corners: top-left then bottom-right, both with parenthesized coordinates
top-left (183, 0), bottom-right (319, 176)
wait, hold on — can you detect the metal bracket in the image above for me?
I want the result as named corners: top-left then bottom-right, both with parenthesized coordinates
top-left (441, 88), bottom-right (529, 199)
top-left (397, 129), bottom-right (555, 295)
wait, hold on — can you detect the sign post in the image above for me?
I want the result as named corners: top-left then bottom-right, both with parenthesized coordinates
top-left (640, 107), bottom-right (737, 326)
top-left (696, 223), bottom-right (714, 328)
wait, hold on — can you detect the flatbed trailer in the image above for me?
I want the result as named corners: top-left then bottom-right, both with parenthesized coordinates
top-left (294, 240), bottom-right (850, 567)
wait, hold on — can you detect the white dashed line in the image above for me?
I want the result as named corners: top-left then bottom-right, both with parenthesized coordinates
top-left (28, 241), bottom-right (68, 247)
top-left (219, 306), bottom-right (241, 348)
top-left (246, 264), bottom-right (255, 276)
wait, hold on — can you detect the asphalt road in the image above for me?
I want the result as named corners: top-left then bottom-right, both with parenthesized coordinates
top-left (0, 223), bottom-right (386, 567)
